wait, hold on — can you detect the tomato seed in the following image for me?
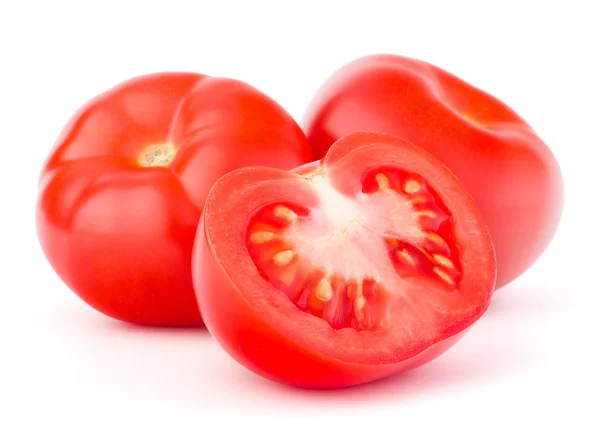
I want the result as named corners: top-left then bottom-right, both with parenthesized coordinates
top-left (397, 249), bottom-right (416, 265)
top-left (315, 278), bottom-right (333, 301)
top-left (417, 210), bottom-right (437, 218)
top-left (433, 254), bottom-right (455, 269)
top-left (273, 250), bottom-right (294, 266)
top-left (403, 180), bottom-right (421, 194)
top-left (426, 232), bottom-right (446, 246)
top-left (375, 173), bottom-right (390, 190)
top-left (433, 267), bottom-right (454, 285)
top-left (250, 231), bottom-right (275, 244)
top-left (280, 265), bottom-right (297, 285)
top-left (273, 205), bottom-right (298, 222)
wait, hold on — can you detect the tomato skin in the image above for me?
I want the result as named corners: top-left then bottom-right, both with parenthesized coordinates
top-left (303, 55), bottom-right (563, 287)
top-left (36, 73), bottom-right (313, 326)
top-left (195, 214), bottom-right (464, 388)
top-left (194, 132), bottom-right (495, 388)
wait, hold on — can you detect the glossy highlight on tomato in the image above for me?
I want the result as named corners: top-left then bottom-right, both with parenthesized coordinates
top-left (194, 132), bottom-right (496, 388)
top-left (303, 54), bottom-right (563, 287)
top-left (36, 72), bottom-right (313, 326)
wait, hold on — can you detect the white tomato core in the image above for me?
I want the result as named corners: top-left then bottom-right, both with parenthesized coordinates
top-left (288, 173), bottom-right (426, 283)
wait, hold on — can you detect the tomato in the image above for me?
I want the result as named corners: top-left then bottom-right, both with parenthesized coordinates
top-left (303, 55), bottom-right (563, 287)
top-left (194, 132), bottom-right (496, 388)
top-left (36, 72), bottom-right (313, 326)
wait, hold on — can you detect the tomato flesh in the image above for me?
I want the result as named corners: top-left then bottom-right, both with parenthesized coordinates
top-left (194, 132), bottom-right (496, 387)
top-left (247, 166), bottom-right (462, 332)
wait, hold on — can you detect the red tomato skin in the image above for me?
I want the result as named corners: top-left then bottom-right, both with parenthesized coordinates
top-left (36, 73), bottom-right (313, 326)
top-left (303, 55), bottom-right (563, 287)
top-left (194, 216), bottom-right (464, 389)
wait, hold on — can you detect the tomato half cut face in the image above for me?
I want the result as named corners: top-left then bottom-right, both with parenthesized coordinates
top-left (194, 132), bottom-right (496, 388)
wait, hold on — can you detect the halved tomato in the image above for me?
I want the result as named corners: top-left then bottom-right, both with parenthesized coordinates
top-left (194, 132), bottom-right (496, 388)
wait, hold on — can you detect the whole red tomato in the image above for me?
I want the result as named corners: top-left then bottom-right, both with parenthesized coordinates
top-left (36, 73), bottom-right (313, 326)
top-left (194, 132), bottom-right (496, 388)
top-left (303, 55), bottom-right (563, 287)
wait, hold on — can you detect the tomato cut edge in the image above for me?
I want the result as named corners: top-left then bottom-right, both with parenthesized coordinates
top-left (197, 133), bottom-right (496, 367)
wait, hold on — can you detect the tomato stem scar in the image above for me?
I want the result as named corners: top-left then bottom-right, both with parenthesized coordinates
top-left (138, 142), bottom-right (177, 167)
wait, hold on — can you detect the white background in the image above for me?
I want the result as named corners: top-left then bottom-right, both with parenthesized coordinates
top-left (1, 0), bottom-right (598, 428)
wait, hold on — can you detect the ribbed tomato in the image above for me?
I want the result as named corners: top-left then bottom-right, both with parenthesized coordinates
top-left (303, 55), bottom-right (563, 287)
top-left (36, 72), bottom-right (313, 326)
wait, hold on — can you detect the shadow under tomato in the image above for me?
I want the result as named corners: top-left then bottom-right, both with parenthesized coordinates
top-left (40, 278), bottom-right (571, 410)
top-left (103, 318), bottom-right (212, 336)
top-left (484, 279), bottom-right (567, 319)
top-left (226, 280), bottom-right (571, 406)
top-left (43, 303), bottom-right (211, 336)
